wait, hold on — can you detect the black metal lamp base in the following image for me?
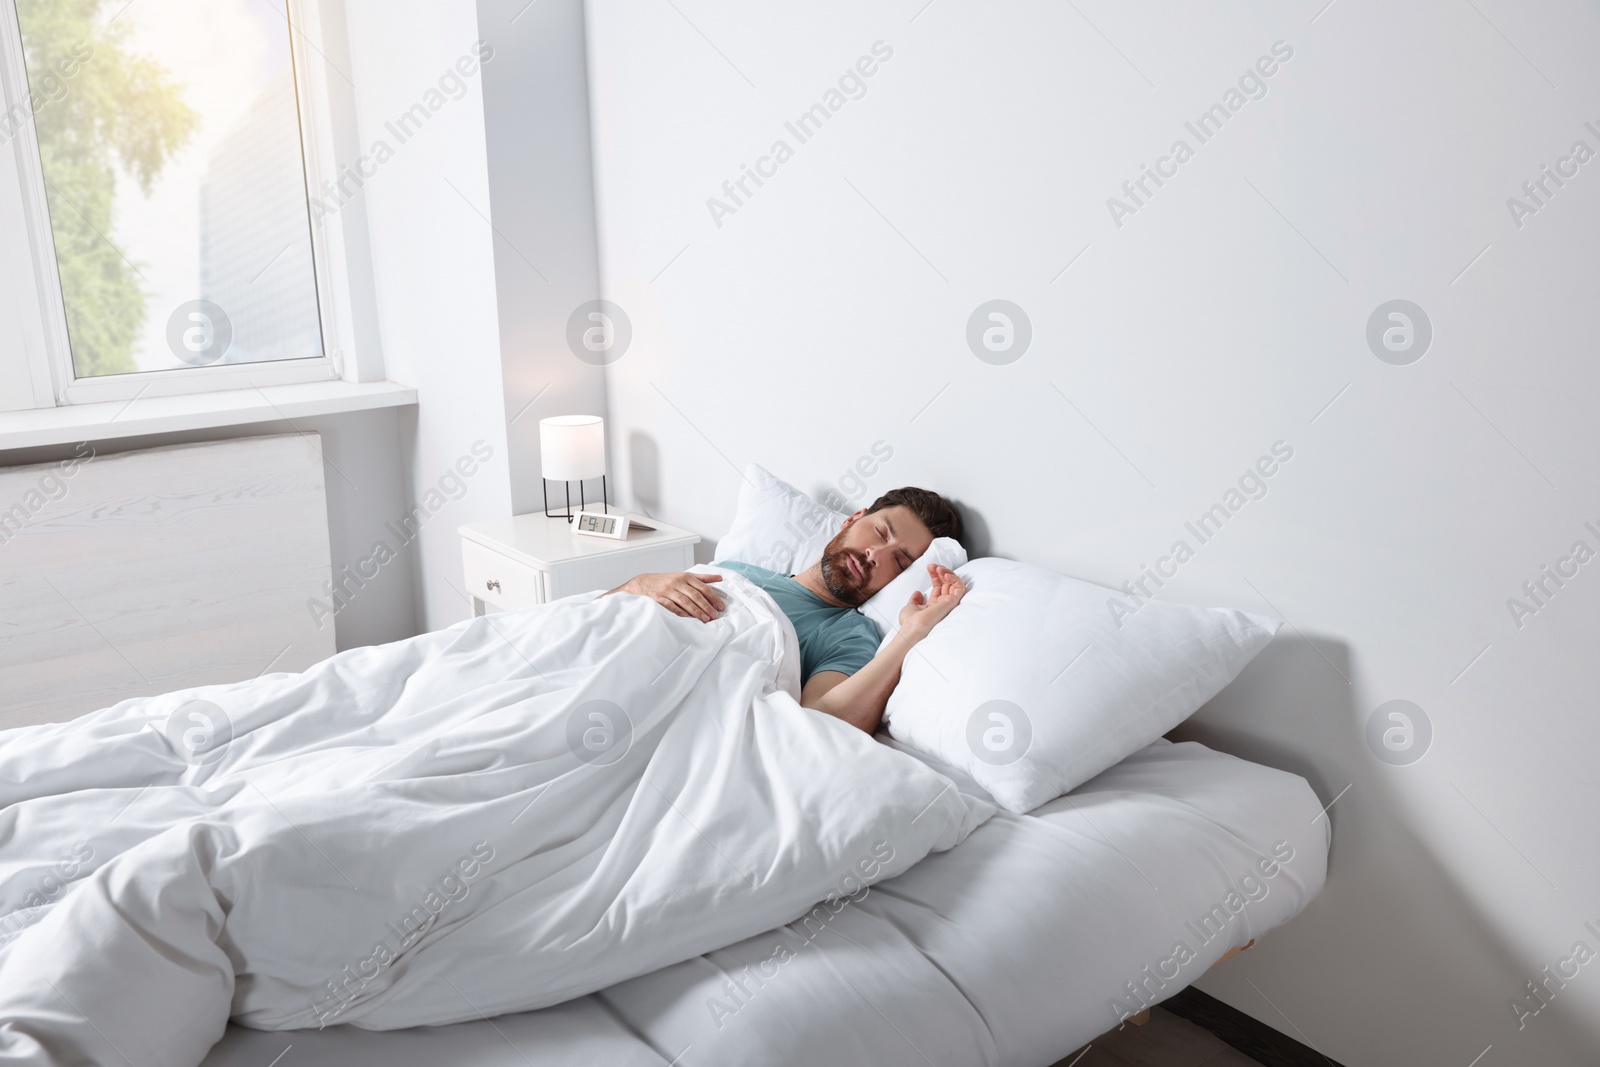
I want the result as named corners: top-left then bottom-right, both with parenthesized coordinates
top-left (543, 475), bottom-right (608, 521)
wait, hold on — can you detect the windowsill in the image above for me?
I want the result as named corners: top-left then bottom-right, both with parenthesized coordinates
top-left (0, 379), bottom-right (417, 452)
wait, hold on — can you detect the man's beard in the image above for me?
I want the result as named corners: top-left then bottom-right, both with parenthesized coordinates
top-left (817, 531), bottom-right (872, 607)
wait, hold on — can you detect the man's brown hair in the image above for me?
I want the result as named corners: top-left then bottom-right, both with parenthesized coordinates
top-left (865, 487), bottom-right (963, 546)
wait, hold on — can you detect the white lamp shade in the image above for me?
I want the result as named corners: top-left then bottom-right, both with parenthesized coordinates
top-left (540, 415), bottom-right (606, 481)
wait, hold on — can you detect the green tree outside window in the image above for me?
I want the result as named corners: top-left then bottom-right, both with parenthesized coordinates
top-left (13, 0), bottom-right (195, 377)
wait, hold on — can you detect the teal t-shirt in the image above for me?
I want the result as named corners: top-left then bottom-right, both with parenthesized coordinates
top-left (717, 561), bottom-right (879, 682)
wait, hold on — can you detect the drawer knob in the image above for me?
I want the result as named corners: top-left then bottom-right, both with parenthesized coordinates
top-left (485, 579), bottom-right (501, 592)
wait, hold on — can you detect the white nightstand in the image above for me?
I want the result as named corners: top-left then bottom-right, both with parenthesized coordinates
top-left (458, 509), bottom-right (701, 615)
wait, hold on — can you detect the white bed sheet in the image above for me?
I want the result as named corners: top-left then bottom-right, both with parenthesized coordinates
top-left (200, 737), bottom-right (1329, 1067)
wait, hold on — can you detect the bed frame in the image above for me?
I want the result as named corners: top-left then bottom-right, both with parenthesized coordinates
top-left (1125, 939), bottom-right (1254, 1026)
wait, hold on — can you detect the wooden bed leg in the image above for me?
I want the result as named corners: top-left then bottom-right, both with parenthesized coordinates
top-left (1125, 940), bottom-right (1255, 1031)
top-left (1213, 939), bottom-right (1256, 967)
top-left (1122, 941), bottom-right (1255, 1033)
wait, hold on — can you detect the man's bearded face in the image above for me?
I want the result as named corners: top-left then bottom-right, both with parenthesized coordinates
top-left (817, 527), bottom-right (873, 607)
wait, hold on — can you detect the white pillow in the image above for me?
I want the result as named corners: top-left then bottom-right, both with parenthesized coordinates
top-left (859, 536), bottom-right (968, 637)
top-left (884, 557), bottom-right (1278, 813)
top-left (715, 464), bottom-right (847, 574)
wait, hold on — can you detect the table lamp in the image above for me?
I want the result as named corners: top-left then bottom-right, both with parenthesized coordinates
top-left (540, 414), bottom-right (607, 521)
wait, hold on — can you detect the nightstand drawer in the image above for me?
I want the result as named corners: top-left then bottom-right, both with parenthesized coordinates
top-left (462, 538), bottom-right (544, 610)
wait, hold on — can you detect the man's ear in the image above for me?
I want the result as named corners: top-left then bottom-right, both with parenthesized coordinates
top-left (841, 509), bottom-right (867, 531)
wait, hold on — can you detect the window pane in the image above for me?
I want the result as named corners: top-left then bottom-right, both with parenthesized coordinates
top-left (12, 0), bottom-right (324, 377)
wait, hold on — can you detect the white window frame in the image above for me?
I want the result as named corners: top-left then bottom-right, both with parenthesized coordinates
top-left (0, 0), bottom-right (379, 411)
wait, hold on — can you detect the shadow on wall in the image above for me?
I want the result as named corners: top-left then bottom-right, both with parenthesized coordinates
top-left (953, 501), bottom-right (991, 560)
top-left (629, 430), bottom-right (661, 514)
top-left (1173, 635), bottom-right (1600, 1061)
top-left (1171, 635), bottom-right (1352, 805)
top-left (630, 429), bottom-right (718, 564)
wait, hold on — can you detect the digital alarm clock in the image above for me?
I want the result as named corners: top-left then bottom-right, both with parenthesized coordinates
top-left (570, 511), bottom-right (654, 539)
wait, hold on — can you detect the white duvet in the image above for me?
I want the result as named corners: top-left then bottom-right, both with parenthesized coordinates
top-left (0, 568), bottom-right (991, 1067)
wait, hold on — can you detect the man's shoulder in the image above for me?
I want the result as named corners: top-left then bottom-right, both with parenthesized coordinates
top-left (808, 604), bottom-right (879, 678)
top-left (825, 604), bottom-right (879, 643)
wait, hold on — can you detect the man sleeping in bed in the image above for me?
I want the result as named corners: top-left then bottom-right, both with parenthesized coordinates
top-left (0, 486), bottom-right (989, 1058)
top-left (606, 487), bottom-right (966, 735)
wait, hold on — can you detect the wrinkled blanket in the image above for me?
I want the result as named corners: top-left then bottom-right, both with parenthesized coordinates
top-left (0, 568), bottom-right (991, 1066)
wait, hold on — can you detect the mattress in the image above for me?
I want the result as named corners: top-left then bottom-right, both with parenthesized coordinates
top-left (200, 737), bottom-right (1329, 1067)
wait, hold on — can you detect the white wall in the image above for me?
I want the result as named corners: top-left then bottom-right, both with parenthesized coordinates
top-left (582, 1), bottom-right (1600, 1063)
top-left (339, 0), bottom-right (610, 629)
top-left (475, 0), bottom-right (609, 516)
top-left (342, 0), bottom-right (513, 631)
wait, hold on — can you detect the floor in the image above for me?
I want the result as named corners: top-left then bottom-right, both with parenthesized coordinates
top-left (1051, 1007), bottom-right (1267, 1067)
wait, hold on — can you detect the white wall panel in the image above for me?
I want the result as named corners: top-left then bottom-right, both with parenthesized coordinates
top-left (0, 434), bottom-right (336, 727)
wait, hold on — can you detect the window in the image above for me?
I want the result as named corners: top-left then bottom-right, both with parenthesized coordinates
top-left (1, 0), bottom-right (342, 404)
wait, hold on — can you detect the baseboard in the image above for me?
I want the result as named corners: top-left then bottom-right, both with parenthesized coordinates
top-left (1162, 986), bottom-right (1348, 1067)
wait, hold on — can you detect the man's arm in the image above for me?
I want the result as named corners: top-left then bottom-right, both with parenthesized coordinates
top-left (801, 564), bottom-right (966, 734)
top-left (603, 571), bottom-right (724, 622)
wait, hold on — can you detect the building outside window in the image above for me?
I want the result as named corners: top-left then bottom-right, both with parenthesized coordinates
top-left (4, 0), bottom-right (330, 387)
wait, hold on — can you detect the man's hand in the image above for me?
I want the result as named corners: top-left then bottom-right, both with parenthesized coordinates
top-left (804, 564), bottom-right (967, 734)
top-left (896, 563), bottom-right (967, 644)
top-left (607, 571), bottom-right (725, 622)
